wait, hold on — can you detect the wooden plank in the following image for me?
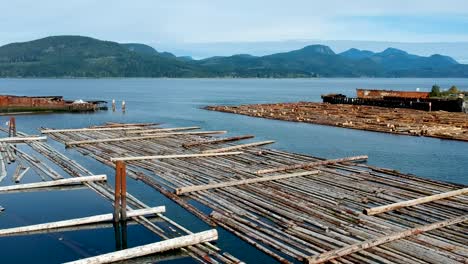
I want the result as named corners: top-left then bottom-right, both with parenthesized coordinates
top-left (41, 127), bottom-right (144, 134)
top-left (126, 126), bottom-right (200, 134)
top-left (175, 170), bottom-right (320, 195)
top-left (183, 135), bottom-right (255, 148)
top-left (0, 175), bottom-right (107, 193)
top-left (306, 214), bottom-right (468, 264)
top-left (0, 136), bottom-right (47, 143)
top-left (64, 229), bottom-right (217, 264)
top-left (139, 131), bottom-right (227, 136)
top-left (66, 131), bottom-right (227, 147)
top-left (363, 187), bottom-right (468, 215)
top-left (202, 140), bottom-right (275, 154)
top-left (111, 151), bottom-right (244, 162)
top-left (256, 155), bottom-right (368, 174)
top-left (0, 206), bottom-right (166, 237)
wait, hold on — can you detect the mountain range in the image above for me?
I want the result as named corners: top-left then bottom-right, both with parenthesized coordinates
top-left (0, 35), bottom-right (467, 78)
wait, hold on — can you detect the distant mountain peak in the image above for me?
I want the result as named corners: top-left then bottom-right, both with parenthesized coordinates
top-left (379, 48), bottom-right (408, 56)
top-left (300, 45), bottom-right (335, 55)
top-left (339, 48), bottom-right (375, 60)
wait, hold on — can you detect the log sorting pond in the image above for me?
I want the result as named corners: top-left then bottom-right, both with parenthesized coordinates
top-left (42, 122), bottom-right (468, 264)
top-left (204, 102), bottom-right (468, 142)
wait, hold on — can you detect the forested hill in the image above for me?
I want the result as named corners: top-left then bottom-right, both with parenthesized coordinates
top-left (0, 35), bottom-right (467, 78)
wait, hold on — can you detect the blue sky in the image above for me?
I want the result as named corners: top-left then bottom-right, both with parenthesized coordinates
top-left (1, 0), bottom-right (467, 59)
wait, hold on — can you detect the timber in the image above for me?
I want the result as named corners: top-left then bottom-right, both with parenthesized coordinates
top-left (126, 126), bottom-right (200, 134)
top-left (306, 214), bottom-right (468, 264)
top-left (176, 170), bottom-right (320, 195)
top-left (256, 155), bottom-right (368, 174)
top-left (111, 151), bottom-right (244, 162)
top-left (66, 131), bottom-right (227, 147)
top-left (183, 135), bottom-right (255, 148)
top-left (0, 136), bottom-right (47, 143)
top-left (202, 140), bottom-right (275, 153)
top-left (363, 187), bottom-right (468, 215)
top-left (65, 229), bottom-right (218, 264)
top-left (41, 127), bottom-right (145, 133)
top-left (0, 175), bottom-right (107, 193)
top-left (0, 206), bottom-right (166, 237)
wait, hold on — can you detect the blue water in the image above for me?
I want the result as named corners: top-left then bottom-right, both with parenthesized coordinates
top-left (0, 78), bottom-right (467, 263)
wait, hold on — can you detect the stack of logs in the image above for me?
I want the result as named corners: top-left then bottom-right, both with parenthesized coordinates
top-left (205, 102), bottom-right (468, 141)
top-left (43, 123), bottom-right (468, 264)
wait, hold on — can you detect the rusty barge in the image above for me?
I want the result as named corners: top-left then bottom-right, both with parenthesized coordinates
top-left (0, 95), bottom-right (107, 113)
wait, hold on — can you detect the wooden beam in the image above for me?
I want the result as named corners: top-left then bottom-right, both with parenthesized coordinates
top-left (202, 140), bottom-right (275, 154)
top-left (0, 136), bottom-right (47, 143)
top-left (139, 131), bottom-right (227, 136)
top-left (175, 170), bottom-right (320, 195)
top-left (0, 206), bottom-right (166, 237)
top-left (41, 127), bottom-right (144, 134)
top-left (363, 187), bottom-right (468, 216)
top-left (0, 175), bottom-right (107, 193)
top-left (111, 151), bottom-right (244, 162)
top-left (93, 122), bottom-right (159, 128)
top-left (306, 214), bottom-right (468, 264)
top-left (126, 126), bottom-right (200, 134)
top-left (183, 135), bottom-right (255, 148)
top-left (256, 155), bottom-right (368, 174)
top-left (64, 229), bottom-right (217, 264)
top-left (66, 131), bottom-right (227, 147)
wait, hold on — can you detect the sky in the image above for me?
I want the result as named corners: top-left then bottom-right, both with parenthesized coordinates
top-left (1, 0), bottom-right (468, 59)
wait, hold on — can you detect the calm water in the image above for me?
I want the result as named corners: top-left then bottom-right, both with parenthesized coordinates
top-left (0, 78), bottom-right (467, 263)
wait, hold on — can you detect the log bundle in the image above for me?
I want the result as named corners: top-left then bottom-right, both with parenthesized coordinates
top-left (205, 102), bottom-right (468, 142)
top-left (43, 122), bottom-right (468, 264)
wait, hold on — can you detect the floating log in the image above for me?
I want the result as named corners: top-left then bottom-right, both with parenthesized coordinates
top-left (139, 131), bottom-right (227, 136)
top-left (0, 136), bottom-right (47, 143)
top-left (306, 214), bottom-right (468, 264)
top-left (94, 122), bottom-right (159, 128)
top-left (0, 151), bottom-right (6, 182)
top-left (65, 229), bottom-right (218, 264)
top-left (363, 187), bottom-right (468, 215)
top-left (12, 165), bottom-right (29, 183)
top-left (0, 175), bottom-right (107, 193)
top-left (66, 131), bottom-right (227, 147)
top-left (110, 151), bottom-right (244, 162)
top-left (126, 126), bottom-right (200, 134)
top-left (41, 127), bottom-right (143, 134)
top-left (183, 135), bottom-right (255, 148)
top-left (256, 155), bottom-right (368, 174)
top-left (175, 170), bottom-right (320, 195)
top-left (202, 140), bottom-right (275, 154)
top-left (0, 206), bottom-right (166, 237)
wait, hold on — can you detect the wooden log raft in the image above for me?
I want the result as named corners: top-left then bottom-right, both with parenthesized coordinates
top-left (182, 135), bottom-right (255, 148)
top-left (0, 175), bottom-right (107, 193)
top-left (126, 126), bottom-right (200, 134)
top-left (65, 229), bottom-right (218, 264)
top-left (363, 187), bottom-right (468, 215)
top-left (41, 127), bottom-right (144, 133)
top-left (202, 140), bottom-right (275, 153)
top-left (0, 206), bottom-right (166, 237)
top-left (175, 170), bottom-right (320, 195)
top-left (256, 155), bottom-right (368, 174)
top-left (66, 131), bottom-right (227, 147)
top-left (306, 214), bottom-right (468, 264)
top-left (110, 151), bottom-right (244, 162)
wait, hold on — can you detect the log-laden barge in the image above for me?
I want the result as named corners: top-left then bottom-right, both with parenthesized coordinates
top-left (0, 95), bottom-right (107, 113)
top-left (38, 122), bottom-right (467, 264)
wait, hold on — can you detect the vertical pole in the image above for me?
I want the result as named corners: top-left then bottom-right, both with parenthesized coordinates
top-left (113, 161), bottom-right (122, 222)
top-left (8, 117), bottom-right (16, 137)
top-left (120, 161), bottom-right (127, 221)
top-left (112, 99), bottom-right (116, 112)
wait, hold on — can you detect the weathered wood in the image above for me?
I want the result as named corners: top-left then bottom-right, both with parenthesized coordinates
top-left (202, 140), bottom-right (275, 154)
top-left (306, 214), bottom-right (468, 264)
top-left (0, 175), bottom-right (107, 193)
top-left (126, 126), bottom-right (200, 134)
top-left (0, 136), bottom-right (47, 143)
top-left (363, 187), bottom-right (468, 215)
top-left (176, 170), bottom-right (320, 195)
top-left (64, 229), bottom-right (218, 264)
top-left (256, 155), bottom-right (368, 174)
top-left (183, 135), bottom-right (255, 148)
top-left (41, 127), bottom-right (143, 133)
top-left (66, 131), bottom-right (227, 147)
top-left (110, 151), bottom-right (244, 162)
top-left (139, 131), bottom-right (227, 136)
top-left (0, 206), bottom-right (166, 237)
